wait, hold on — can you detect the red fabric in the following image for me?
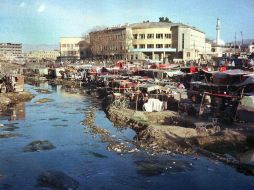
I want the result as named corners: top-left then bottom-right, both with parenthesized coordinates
top-left (190, 66), bottom-right (197, 73)
top-left (220, 66), bottom-right (227, 72)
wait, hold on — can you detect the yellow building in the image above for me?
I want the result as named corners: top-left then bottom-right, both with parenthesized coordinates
top-left (130, 22), bottom-right (176, 61)
top-left (60, 37), bottom-right (83, 61)
top-left (28, 50), bottom-right (60, 60)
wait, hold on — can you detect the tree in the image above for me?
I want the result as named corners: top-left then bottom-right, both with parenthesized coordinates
top-left (159, 17), bottom-right (172, 23)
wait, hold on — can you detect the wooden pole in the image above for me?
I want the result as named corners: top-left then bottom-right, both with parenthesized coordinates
top-left (199, 92), bottom-right (206, 118)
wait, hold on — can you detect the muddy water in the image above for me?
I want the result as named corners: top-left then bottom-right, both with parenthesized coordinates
top-left (0, 83), bottom-right (254, 190)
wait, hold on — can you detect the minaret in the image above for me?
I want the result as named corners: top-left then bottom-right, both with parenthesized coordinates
top-left (216, 18), bottom-right (221, 45)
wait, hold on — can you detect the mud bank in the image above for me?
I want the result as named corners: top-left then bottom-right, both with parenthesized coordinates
top-left (0, 91), bottom-right (34, 110)
top-left (107, 106), bottom-right (254, 166)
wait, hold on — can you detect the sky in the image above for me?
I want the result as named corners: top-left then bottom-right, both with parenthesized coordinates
top-left (0, 0), bottom-right (254, 45)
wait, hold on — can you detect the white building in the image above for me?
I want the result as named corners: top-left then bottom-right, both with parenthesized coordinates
top-left (60, 37), bottom-right (83, 61)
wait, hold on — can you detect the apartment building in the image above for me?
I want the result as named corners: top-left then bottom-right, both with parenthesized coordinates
top-left (0, 43), bottom-right (22, 60)
top-left (60, 37), bottom-right (83, 61)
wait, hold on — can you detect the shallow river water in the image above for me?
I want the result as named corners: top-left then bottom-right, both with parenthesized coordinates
top-left (0, 83), bottom-right (254, 190)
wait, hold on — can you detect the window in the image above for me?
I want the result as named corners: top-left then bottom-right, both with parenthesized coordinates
top-left (139, 44), bottom-right (145, 49)
top-left (164, 44), bottom-right (171, 48)
top-left (156, 44), bottom-right (163, 48)
top-left (147, 34), bottom-right (154, 39)
top-left (156, 33), bottom-right (163, 39)
top-left (187, 52), bottom-right (190, 57)
top-left (139, 34), bottom-right (145, 39)
top-left (147, 44), bottom-right (154, 48)
top-left (182, 33), bottom-right (185, 49)
top-left (133, 45), bottom-right (137, 49)
top-left (165, 34), bottom-right (171, 39)
top-left (133, 34), bottom-right (138, 39)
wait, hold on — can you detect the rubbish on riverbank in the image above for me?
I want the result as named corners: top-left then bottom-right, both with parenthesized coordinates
top-left (37, 170), bottom-right (79, 190)
top-left (23, 140), bottom-right (55, 152)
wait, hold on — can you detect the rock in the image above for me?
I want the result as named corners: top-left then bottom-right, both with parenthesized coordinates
top-left (0, 133), bottom-right (18, 138)
top-left (0, 95), bottom-right (11, 107)
top-left (35, 98), bottom-right (54, 104)
top-left (35, 89), bottom-right (52, 94)
top-left (37, 170), bottom-right (79, 190)
top-left (23, 140), bottom-right (55, 152)
top-left (135, 160), bottom-right (193, 176)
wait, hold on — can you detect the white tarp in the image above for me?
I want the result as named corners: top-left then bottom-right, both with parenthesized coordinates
top-left (143, 98), bottom-right (163, 112)
top-left (241, 96), bottom-right (254, 108)
top-left (165, 70), bottom-right (183, 77)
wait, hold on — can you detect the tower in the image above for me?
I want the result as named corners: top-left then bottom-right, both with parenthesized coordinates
top-left (216, 18), bottom-right (220, 45)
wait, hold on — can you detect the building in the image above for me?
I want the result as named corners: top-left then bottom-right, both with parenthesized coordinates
top-left (59, 37), bottom-right (83, 61)
top-left (249, 43), bottom-right (254, 53)
top-left (0, 43), bottom-right (22, 60)
top-left (130, 22), bottom-right (176, 61)
top-left (90, 22), bottom-right (176, 61)
top-left (171, 23), bottom-right (211, 60)
top-left (89, 22), bottom-right (210, 61)
top-left (27, 50), bottom-right (60, 61)
top-left (89, 26), bottom-right (128, 60)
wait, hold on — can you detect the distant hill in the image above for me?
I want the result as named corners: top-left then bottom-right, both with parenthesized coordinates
top-left (22, 44), bottom-right (59, 52)
top-left (228, 39), bottom-right (254, 45)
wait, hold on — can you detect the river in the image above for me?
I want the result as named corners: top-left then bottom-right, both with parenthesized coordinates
top-left (0, 83), bottom-right (253, 190)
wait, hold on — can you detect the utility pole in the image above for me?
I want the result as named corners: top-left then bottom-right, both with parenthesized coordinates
top-left (240, 31), bottom-right (243, 51)
top-left (234, 32), bottom-right (236, 55)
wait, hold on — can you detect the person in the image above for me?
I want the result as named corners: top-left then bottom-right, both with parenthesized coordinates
top-left (177, 83), bottom-right (185, 89)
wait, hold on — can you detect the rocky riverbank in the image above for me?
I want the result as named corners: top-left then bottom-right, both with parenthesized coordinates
top-left (106, 106), bottom-right (254, 173)
top-left (0, 91), bottom-right (34, 111)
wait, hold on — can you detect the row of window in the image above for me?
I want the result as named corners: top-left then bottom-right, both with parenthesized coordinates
top-left (133, 44), bottom-right (171, 49)
top-left (133, 33), bottom-right (171, 39)
top-left (61, 44), bottom-right (79, 48)
top-left (96, 46), bottom-right (125, 51)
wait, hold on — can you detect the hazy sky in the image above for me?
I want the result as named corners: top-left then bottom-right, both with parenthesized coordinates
top-left (0, 0), bottom-right (254, 44)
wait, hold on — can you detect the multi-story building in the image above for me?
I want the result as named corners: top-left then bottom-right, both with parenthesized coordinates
top-left (27, 50), bottom-right (60, 61)
top-left (90, 22), bottom-right (211, 61)
top-left (171, 23), bottom-right (211, 60)
top-left (90, 22), bottom-right (176, 61)
top-left (0, 43), bottom-right (22, 60)
top-left (249, 43), bottom-right (254, 53)
top-left (90, 26), bottom-right (128, 60)
top-left (59, 37), bottom-right (83, 61)
top-left (130, 22), bottom-right (176, 61)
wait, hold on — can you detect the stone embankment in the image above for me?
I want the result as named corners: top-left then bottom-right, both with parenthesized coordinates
top-left (106, 106), bottom-right (254, 157)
